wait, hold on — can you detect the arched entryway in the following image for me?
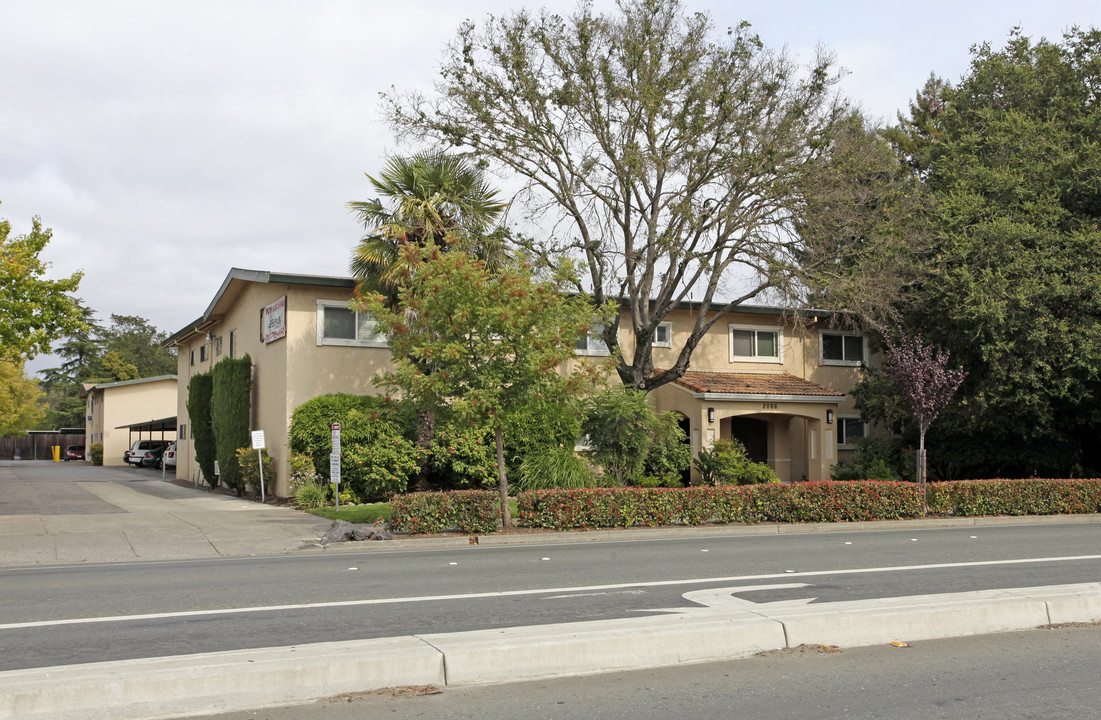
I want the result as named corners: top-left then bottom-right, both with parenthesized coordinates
top-left (726, 416), bottom-right (768, 463)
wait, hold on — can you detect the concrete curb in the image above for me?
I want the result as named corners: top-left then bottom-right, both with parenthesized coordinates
top-left (4, 582), bottom-right (1100, 720)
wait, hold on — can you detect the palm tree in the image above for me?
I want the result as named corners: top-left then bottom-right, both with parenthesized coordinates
top-left (348, 151), bottom-right (507, 304)
top-left (348, 151), bottom-right (508, 489)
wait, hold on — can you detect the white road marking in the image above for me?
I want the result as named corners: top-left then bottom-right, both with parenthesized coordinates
top-left (3, 553), bottom-right (1100, 631)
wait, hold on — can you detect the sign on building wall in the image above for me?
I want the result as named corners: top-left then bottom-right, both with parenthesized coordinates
top-left (261, 296), bottom-right (287, 344)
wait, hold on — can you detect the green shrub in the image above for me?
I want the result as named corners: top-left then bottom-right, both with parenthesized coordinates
top-left (694, 439), bottom-right (779, 486)
top-left (583, 387), bottom-right (688, 485)
top-left (289, 393), bottom-right (413, 478)
top-left (288, 452), bottom-right (317, 484)
top-left (211, 356), bottom-right (252, 494)
top-left (636, 474), bottom-right (683, 488)
top-left (186, 372), bottom-right (217, 487)
top-left (430, 424), bottom-right (497, 488)
top-left (389, 490), bottom-right (500, 534)
top-left (831, 437), bottom-right (907, 482)
top-left (342, 435), bottom-right (419, 501)
top-left (517, 446), bottom-right (600, 490)
top-left (338, 485), bottom-right (361, 505)
top-left (294, 483), bottom-right (328, 510)
top-left (235, 447), bottom-right (274, 497)
top-left (642, 412), bottom-right (691, 484)
top-left (89, 443), bottom-right (103, 466)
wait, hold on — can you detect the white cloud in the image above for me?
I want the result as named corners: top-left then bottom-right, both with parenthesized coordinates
top-left (3, 0), bottom-right (1098, 377)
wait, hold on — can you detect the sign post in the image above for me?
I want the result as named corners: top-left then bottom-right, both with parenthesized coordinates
top-left (251, 430), bottom-right (267, 503)
top-left (330, 423), bottom-right (341, 510)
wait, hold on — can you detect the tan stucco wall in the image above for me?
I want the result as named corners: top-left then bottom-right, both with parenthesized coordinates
top-left (173, 274), bottom-right (878, 494)
top-left (174, 282), bottom-right (394, 496)
top-left (86, 379), bottom-right (178, 466)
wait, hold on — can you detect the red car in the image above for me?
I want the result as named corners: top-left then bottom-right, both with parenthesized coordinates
top-left (64, 445), bottom-right (86, 461)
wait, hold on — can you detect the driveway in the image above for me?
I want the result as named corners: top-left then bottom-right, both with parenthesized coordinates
top-left (0, 460), bottom-right (332, 566)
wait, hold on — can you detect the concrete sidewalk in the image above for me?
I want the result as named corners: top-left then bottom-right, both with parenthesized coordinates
top-left (0, 461), bottom-right (332, 565)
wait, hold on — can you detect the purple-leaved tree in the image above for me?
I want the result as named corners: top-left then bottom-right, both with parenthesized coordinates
top-left (882, 334), bottom-right (966, 513)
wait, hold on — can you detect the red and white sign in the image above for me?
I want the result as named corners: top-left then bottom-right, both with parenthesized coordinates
top-left (261, 296), bottom-right (287, 344)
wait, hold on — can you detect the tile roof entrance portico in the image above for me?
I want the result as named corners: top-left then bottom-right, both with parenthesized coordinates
top-left (672, 371), bottom-right (845, 401)
top-left (652, 370), bottom-right (848, 484)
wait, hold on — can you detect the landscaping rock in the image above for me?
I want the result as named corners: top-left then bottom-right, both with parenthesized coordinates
top-left (353, 522), bottom-right (393, 541)
top-left (322, 519), bottom-right (393, 544)
top-left (320, 519), bottom-right (355, 545)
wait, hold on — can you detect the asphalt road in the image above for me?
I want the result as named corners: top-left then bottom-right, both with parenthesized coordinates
top-left (188, 623), bottom-right (1101, 720)
top-left (2, 521), bottom-right (1099, 671)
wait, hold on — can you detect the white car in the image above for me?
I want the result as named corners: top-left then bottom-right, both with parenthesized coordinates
top-left (158, 441), bottom-right (177, 471)
top-left (124, 440), bottom-right (169, 467)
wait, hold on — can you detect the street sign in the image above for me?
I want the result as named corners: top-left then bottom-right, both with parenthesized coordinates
top-left (331, 422), bottom-right (341, 455)
top-left (329, 452), bottom-right (341, 485)
top-left (251, 430), bottom-right (266, 450)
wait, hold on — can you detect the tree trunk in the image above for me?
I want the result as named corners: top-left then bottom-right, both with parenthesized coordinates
top-left (413, 408), bottom-right (435, 491)
top-left (918, 427), bottom-right (927, 517)
top-left (496, 424), bottom-right (511, 527)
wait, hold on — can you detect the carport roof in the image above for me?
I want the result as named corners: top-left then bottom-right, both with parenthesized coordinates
top-left (114, 416), bottom-right (178, 432)
top-left (673, 371), bottom-right (844, 398)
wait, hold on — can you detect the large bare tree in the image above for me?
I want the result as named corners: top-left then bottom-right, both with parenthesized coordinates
top-left (385, 0), bottom-right (923, 390)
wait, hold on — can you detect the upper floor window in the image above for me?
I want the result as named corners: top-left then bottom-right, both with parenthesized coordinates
top-left (229, 329), bottom-right (237, 358)
top-left (729, 325), bottom-right (782, 363)
top-left (653, 322), bottom-right (673, 348)
top-left (214, 336), bottom-right (223, 357)
top-left (575, 323), bottom-right (610, 356)
top-left (837, 416), bottom-right (866, 446)
top-left (821, 332), bottom-right (866, 366)
top-left (316, 300), bottom-right (387, 347)
top-left (190, 349), bottom-right (195, 366)
top-left (199, 344), bottom-right (208, 362)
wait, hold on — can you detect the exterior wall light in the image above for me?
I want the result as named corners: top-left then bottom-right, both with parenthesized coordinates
top-left (707, 407), bottom-right (715, 424)
top-left (826, 409), bottom-right (834, 424)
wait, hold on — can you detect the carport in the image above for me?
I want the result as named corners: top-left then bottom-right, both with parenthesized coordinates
top-left (117, 416), bottom-right (178, 447)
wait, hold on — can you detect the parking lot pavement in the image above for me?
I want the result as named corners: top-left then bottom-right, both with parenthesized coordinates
top-left (0, 461), bottom-right (333, 567)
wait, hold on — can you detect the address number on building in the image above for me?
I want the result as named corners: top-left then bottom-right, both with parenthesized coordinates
top-left (761, 403), bottom-right (778, 410)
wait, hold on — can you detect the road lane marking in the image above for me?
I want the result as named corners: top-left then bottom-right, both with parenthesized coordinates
top-left (3, 553), bottom-right (1100, 631)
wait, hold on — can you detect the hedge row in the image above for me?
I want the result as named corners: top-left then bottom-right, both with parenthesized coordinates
top-left (516, 482), bottom-right (923, 529)
top-left (386, 480), bottom-right (1101, 535)
top-left (389, 490), bottom-right (500, 535)
top-left (516, 479), bottom-right (1101, 531)
top-left (928, 478), bottom-right (1101, 516)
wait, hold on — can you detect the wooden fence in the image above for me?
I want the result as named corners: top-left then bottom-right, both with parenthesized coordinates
top-left (0, 433), bottom-right (86, 460)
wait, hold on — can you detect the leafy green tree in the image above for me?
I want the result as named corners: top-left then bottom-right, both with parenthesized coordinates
top-left (886, 28), bottom-right (1101, 477)
top-left (0, 207), bottom-right (84, 361)
top-left (98, 314), bottom-right (176, 378)
top-left (348, 152), bottom-right (508, 489)
top-left (385, 0), bottom-right (917, 390)
top-left (361, 247), bottom-right (600, 525)
top-left (187, 372), bottom-right (217, 488)
top-left (211, 356), bottom-right (253, 494)
top-left (0, 358), bottom-right (44, 436)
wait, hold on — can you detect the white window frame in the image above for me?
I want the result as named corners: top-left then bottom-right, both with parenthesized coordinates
top-left (837, 415), bottom-right (867, 447)
top-left (575, 323), bottom-right (611, 357)
top-left (820, 331), bottom-right (867, 367)
top-left (653, 321), bottom-right (673, 348)
top-left (316, 299), bottom-right (388, 348)
top-left (728, 324), bottom-right (783, 364)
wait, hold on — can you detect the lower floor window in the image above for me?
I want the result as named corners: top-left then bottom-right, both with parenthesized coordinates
top-left (838, 417), bottom-right (866, 445)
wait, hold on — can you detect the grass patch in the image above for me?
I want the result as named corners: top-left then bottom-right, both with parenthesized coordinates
top-left (308, 503), bottom-right (391, 524)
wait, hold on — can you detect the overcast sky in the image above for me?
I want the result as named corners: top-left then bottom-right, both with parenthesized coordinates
top-left (3, 0), bottom-right (1098, 375)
